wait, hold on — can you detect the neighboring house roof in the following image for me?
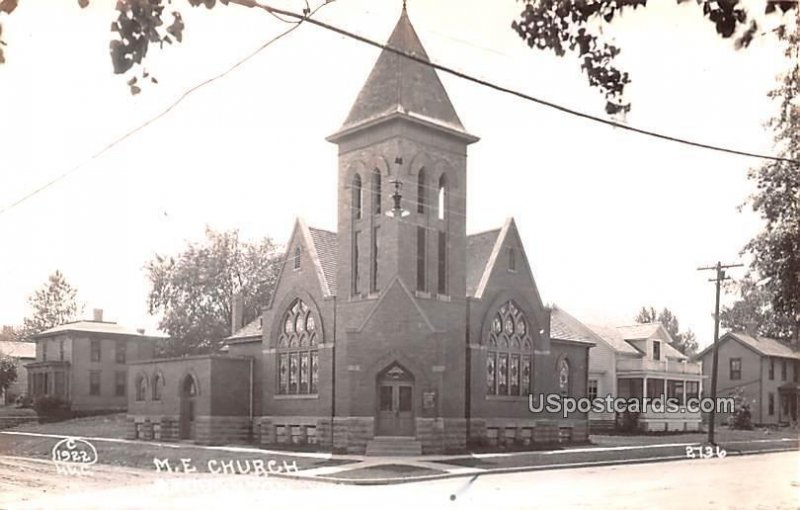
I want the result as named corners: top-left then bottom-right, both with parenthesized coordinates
top-left (0, 341), bottom-right (35, 359)
top-left (696, 332), bottom-right (800, 361)
top-left (616, 323), bottom-right (661, 341)
top-left (465, 228), bottom-right (500, 297)
top-left (549, 307), bottom-right (597, 345)
top-left (30, 321), bottom-right (165, 340)
top-left (333, 7), bottom-right (466, 137)
top-left (586, 324), bottom-right (642, 355)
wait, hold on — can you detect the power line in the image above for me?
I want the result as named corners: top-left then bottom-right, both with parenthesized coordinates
top-left (0, 0), bottom-right (334, 218)
top-left (232, 0), bottom-right (799, 165)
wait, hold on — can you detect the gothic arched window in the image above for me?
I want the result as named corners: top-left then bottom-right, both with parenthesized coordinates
top-left (437, 174), bottom-right (447, 221)
top-left (152, 372), bottom-right (164, 401)
top-left (277, 298), bottom-right (320, 395)
top-left (372, 168), bottom-right (382, 215)
top-left (558, 358), bottom-right (570, 397)
top-left (353, 173), bottom-right (363, 220)
top-left (135, 373), bottom-right (147, 401)
top-left (417, 168), bottom-right (426, 214)
top-left (484, 300), bottom-right (533, 396)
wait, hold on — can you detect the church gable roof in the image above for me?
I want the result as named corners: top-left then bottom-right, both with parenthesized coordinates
top-left (336, 7), bottom-right (465, 135)
top-left (307, 226), bottom-right (337, 296)
top-left (466, 228), bottom-right (500, 297)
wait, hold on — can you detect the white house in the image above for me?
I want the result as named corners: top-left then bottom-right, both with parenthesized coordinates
top-left (584, 322), bottom-right (704, 432)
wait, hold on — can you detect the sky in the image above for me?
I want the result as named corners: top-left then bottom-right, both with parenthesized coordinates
top-left (0, 0), bottom-right (794, 347)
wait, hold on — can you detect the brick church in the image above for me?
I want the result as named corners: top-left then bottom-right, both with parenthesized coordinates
top-left (128, 7), bottom-right (593, 454)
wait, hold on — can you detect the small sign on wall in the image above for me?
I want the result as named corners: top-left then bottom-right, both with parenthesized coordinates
top-left (423, 391), bottom-right (436, 410)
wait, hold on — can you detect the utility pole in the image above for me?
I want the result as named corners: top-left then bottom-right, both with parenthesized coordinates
top-left (697, 261), bottom-right (743, 445)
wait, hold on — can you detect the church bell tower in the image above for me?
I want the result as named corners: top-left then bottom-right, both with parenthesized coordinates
top-left (327, 6), bottom-right (479, 302)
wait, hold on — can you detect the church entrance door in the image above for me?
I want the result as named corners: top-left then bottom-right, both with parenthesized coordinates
top-left (376, 363), bottom-right (415, 436)
top-left (179, 375), bottom-right (198, 440)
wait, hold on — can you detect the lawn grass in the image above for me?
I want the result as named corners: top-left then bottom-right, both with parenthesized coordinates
top-left (328, 464), bottom-right (446, 480)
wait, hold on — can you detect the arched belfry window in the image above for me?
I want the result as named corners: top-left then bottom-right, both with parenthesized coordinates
top-left (372, 169), bottom-right (382, 215)
top-left (484, 300), bottom-right (533, 396)
top-left (353, 173), bottom-right (363, 220)
top-left (437, 174), bottom-right (447, 221)
top-left (277, 298), bottom-right (320, 395)
top-left (417, 168), bottom-right (426, 214)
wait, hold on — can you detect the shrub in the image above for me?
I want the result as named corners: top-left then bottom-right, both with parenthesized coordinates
top-left (731, 404), bottom-right (754, 430)
top-left (32, 396), bottom-right (72, 422)
top-left (615, 410), bottom-right (641, 433)
top-left (16, 394), bottom-right (33, 408)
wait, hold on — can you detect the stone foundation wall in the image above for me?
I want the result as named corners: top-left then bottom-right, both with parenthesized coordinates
top-left (416, 418), bottom-right (466, 454)
top-left (470, 417), bottom-right (589, 447)
top-left (194, 416), bottom-right (252, 445)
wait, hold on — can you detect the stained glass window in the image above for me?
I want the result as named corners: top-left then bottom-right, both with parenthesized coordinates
top-left (277, 298), bottom-right (320, 395)
top-left (484, 300), bottom-right (534, 396)
top-left (559, 358), bottom-right (570, 396)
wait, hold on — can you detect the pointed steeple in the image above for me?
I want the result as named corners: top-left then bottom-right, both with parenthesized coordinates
top-left (329, 7), bottom-right (474, 142)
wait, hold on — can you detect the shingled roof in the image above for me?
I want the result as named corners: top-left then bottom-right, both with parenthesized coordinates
top-left (697, 332), bottom-right (800, 361)
top-left (466, 228), bottom-right (500, 297)
top-left (308, 227), bottom-right (337, 295)
top-left (332, 7), bottom-right (467, 137)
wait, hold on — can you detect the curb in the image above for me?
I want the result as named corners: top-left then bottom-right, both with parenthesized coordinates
top-left (301, 445), bottom-right (799, 486)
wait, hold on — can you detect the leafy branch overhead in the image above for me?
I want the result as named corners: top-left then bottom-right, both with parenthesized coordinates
top-left (511, 0), bottom-right (797, 113)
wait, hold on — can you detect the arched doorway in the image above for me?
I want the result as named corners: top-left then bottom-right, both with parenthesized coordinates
top-left (179, 375), bottom-right (198, 440)
top-left (376, 363), bottom-right (415, 436)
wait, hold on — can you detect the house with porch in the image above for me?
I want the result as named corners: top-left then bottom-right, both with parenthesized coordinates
top-left (586, 322), bottom-right (704, 432)
top-left (696, 331), bottom-right (800, 425)
top-left (25, 310), bottom-right (162, 412)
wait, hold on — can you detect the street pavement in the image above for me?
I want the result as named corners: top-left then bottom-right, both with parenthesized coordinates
top-left (1, 450), bottom-right (798, 509)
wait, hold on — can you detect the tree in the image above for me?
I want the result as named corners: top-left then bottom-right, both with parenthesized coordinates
top-left (0, 325), bottom-right (20, 342)
top-left (634, 306), bottom-right (698, 356)
top-left (18, 271), bottom-right (83, 340)
top-left (720, 277), bottom-right (796, 341)
top-left (0, 353), bottom-right (18, 402)
top-left (146, 227), bottom-right (281, 356)
top-left (511, 0), bottom-right (797, 113)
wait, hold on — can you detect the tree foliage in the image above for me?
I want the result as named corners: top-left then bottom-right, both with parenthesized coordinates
top-left (511, 0), bottom-right (797, 113)
top-left (634, 306), bottom-right (698, 355)
top-left (146, 227), bottom-right (281, 356)
top-left (724, 24), bottom-right (800, 342)
top-left (0, 353), bottom-right (19, 397)
top-left (18, 271), bottom-right (83, 340)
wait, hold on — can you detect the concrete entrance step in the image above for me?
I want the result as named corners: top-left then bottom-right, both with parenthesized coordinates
top-left (365, 436), bottom-right (422, 456)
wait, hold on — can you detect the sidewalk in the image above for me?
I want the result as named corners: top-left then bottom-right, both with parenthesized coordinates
top-left (2, 429), bottom-right (796, 485)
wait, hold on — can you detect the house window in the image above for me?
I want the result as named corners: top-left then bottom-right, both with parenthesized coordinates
top-left (485, 300), bottom-right (533, 397)
top-left (768, 393), bottom-right (775, 415)
top-left (508, 247), bottom-right (516, 272)
top-left (89, 370), bottom-right (101, 396)
top-left (372, 168), bottom-right (382, 215)
top-left (437, 231), bottom-right (447, 295)
top-left (42, 342), bottom-right (47, 362)
top-left (90, 339), bottom-right (101, 362)
top-left (781, 360), bottom-right (787, 381)
top-left (59, 340), bottom-right (64, 361)
top-left (416, 227), bottom-right (426, 292)
top-left (353, 230), bottom-right (361, 295)
top-left (115, 341), bottom-right (126, 364)
top-left (417, 168), bottom-right (426, 214)
top-left (276, 298), bottom-right (320, 395)
top-left (352, 173), bottom-right (363, 220)
top-left (769, 358), bottom-right (774, 380)
top-left (152, 372), bottom-right (163, 401)
top-left (653, 341), bottom-right (661, 361)
top-left (371, 227), bottom-right (379, 293)
top-left (437, 174), bottom-right (447, 221)
top-left (588, 379), bottom-right (598, 400)
top-left (134, 374), bottom-right (146, 401)
top-left (667, 380), bottom-right (684, 402)
top-left (729, 358), bottom-right (741, 380)
top-left (293, 246), bottom-right (301, 270)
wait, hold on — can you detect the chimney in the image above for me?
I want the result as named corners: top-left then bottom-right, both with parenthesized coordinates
top-left (231, 293), bottom-right (244, 336)
top-left (744, 320), bottom-right (759, 337)
top-left (92, 309), bottom-right (104, 322)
